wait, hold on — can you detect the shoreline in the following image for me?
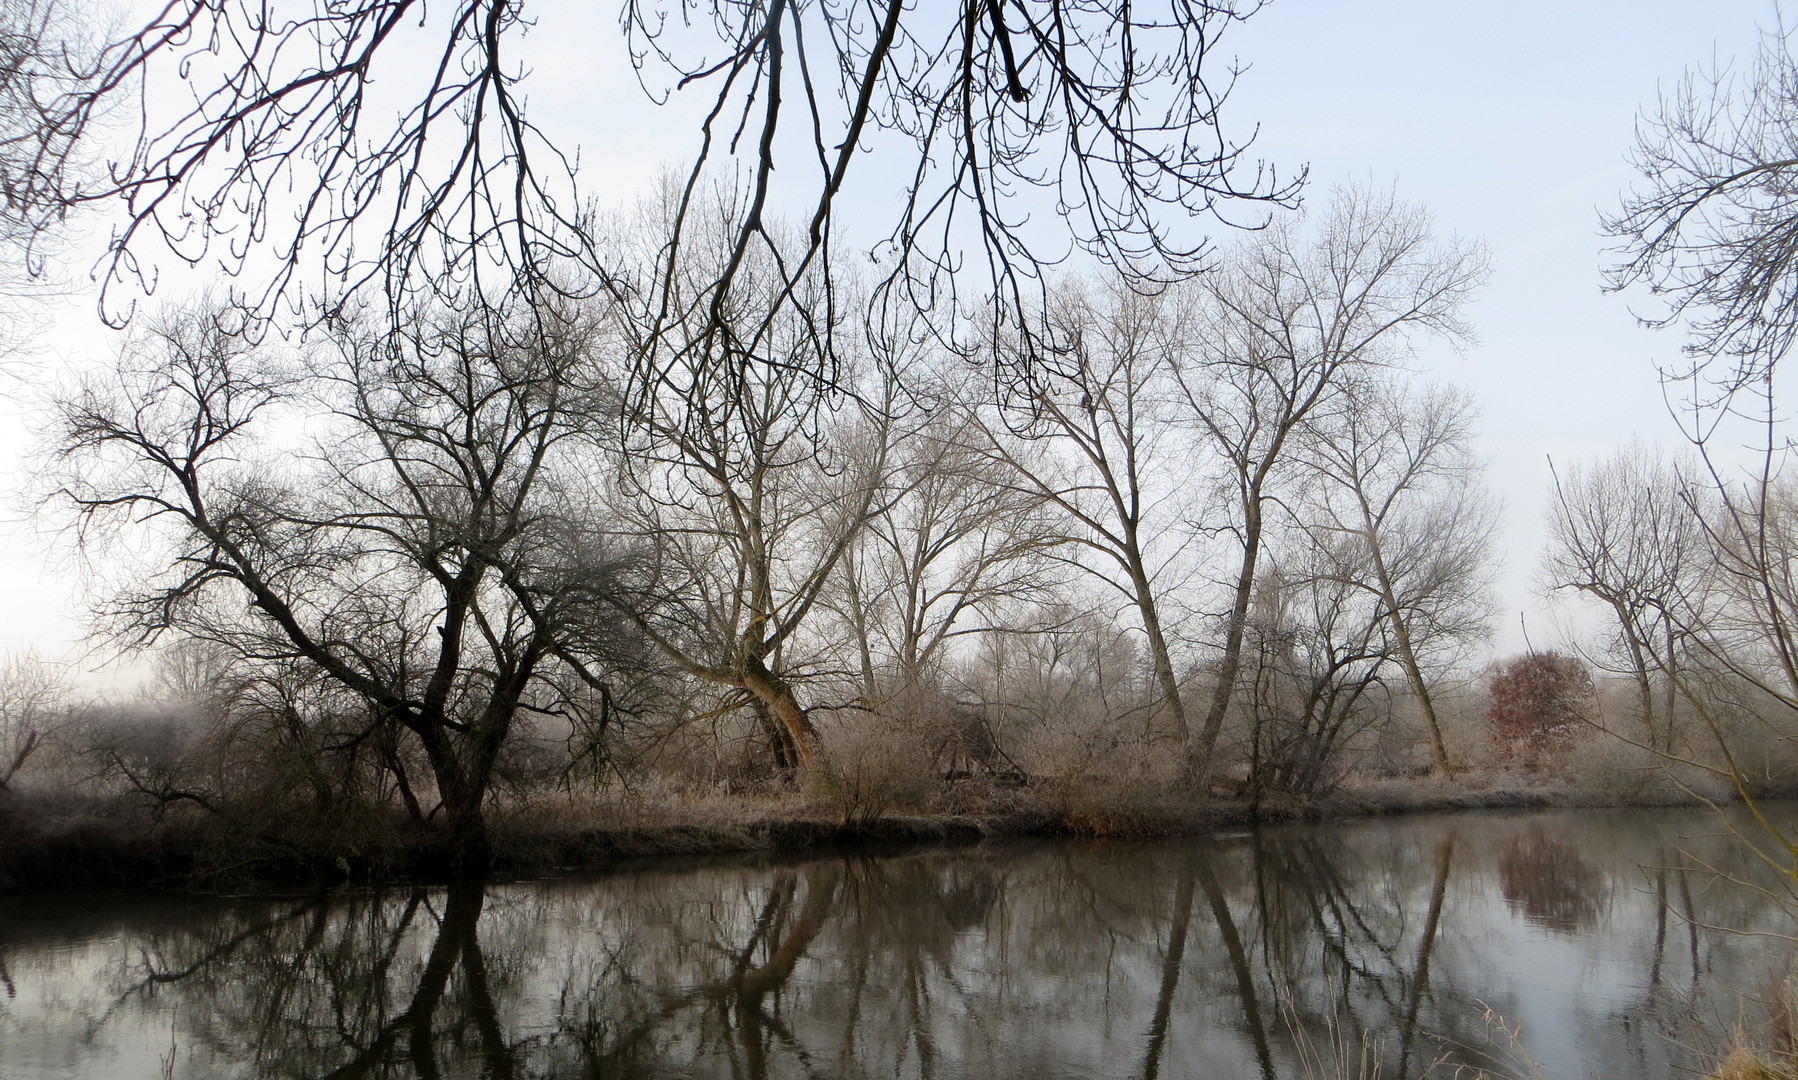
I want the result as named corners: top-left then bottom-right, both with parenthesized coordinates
top-left (0, 778), bottom-right (1761, 896)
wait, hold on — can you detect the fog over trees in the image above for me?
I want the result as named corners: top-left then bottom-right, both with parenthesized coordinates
top-left (2, 0), bottom-right (1798, 889)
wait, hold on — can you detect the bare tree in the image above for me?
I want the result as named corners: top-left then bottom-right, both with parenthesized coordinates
top-left (1596, 30), bottom-right (1798, 932)
top-left (1235, 541), bottom-right (1398, 797)
top-left (1175, 186), bottom-right (1488, 787)
top-left (0, 652), bottom-right (67, 794)
top-left (23, 0), bottom-right (1296, 388)
top-left (1303, 380), bottom-right (1498, 776)
top-left (608, 200), bottom-right (900, 772)
top-left (1541, 442), bottom-right (1701, 753)
top-left (0, 0), bottom-right (96, 357)
top-left (976, 274), bottom-right (1201, 763)
top-left (1605, 25), bottom-right (1798, 381)
top-left (833, 387), bottom-right (1057, 707)
top-left (1660, 382), bottom-right (1798, 788)
top-left (616, 356), bottom-right (898, 772)
top-left (50, 297), bottom-right (640, 870)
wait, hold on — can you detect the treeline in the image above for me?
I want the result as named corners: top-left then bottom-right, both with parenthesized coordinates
top-left (1, 184), bottom-right (1791, 878)
top-left (1536, 435), bottom-right (1798, 801)
top-left (0, 186), bottom-right (1504, 868)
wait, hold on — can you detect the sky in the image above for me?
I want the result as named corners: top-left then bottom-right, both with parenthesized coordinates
top-left (1220, 0), bottom-right (1772, 653)
top-left (0, 0), bottom-right (1778, 686)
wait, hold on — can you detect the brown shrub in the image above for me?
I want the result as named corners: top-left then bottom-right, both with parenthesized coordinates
top-left (1488, 652), bottom-right (1595, 763)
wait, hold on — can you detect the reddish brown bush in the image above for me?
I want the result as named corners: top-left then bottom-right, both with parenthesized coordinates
top-left (1488, 652), bottom-right (1594, 760)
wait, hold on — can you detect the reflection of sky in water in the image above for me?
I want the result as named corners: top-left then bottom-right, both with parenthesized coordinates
top-left (0, 806), bottom-right (1792, 1080)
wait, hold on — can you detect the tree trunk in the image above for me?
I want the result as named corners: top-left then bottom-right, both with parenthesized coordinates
top-left (1663, 614), bottom-right (1679, 754)
top-left (1130, 562), bottom-right (1188, 743)
top-left (1191, 511), bottom-right (1262, 789)
top-left (410, 709), bottom-right (517, 877)
top-left (751, 698), bottom-right (798, 771)
top-left (1388, 605), bottom-right (1455, 778)
top-left (436, 766), bottom-right (492, 877)
top-left (742, 656), bottom-right (820, 769)
top-left (1608, 597), bottom-right (1658, 752)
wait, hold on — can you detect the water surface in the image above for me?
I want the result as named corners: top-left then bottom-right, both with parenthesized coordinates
top-left (2, 806), bottom-right (1794, 1079)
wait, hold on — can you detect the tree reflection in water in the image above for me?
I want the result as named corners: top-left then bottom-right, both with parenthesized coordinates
top-left (1497, 828), bottom-right (1606, 932)
top-left (2, 808), bottom-right (1792, 1079)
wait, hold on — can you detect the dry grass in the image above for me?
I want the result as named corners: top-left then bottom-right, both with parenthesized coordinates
top-left (1705, 1045), bottom-right (1798, 1080)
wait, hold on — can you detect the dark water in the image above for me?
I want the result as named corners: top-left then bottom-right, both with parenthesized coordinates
top-left (2, 807), bottom-right (1795, 1080)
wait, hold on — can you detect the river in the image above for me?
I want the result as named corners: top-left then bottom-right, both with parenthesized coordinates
top-left (2, 806), bottom-right (1794, 1079)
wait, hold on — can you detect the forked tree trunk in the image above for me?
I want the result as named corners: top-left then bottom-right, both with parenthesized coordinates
top-left (1367, 535), bottom-right (1456, 778)
top-left (1190, 514), bottom-right (1263, 790)
top-left (1391, 623), bottom-right (1455, 778)
top-left (410, 690), bottom-right (522, 877)
top-left (742, 656), bottom-right (820, 769)
top-left (750, 698), bottom-right (799, 771)
top-left (1124, 540), bottom-right (1189, 747)
top-left (1608, 596), bottom-right (1658, 752)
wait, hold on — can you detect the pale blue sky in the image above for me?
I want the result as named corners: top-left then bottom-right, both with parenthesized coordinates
top-left (1221, 0), bottom-right (1771, 651)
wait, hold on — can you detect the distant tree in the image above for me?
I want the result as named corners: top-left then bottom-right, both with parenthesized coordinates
top-left (1540, 443), bottom-right (1701, 753)
top-left (832, 388), bottom-right (1057, 711)
top-left (608, 197), bottom-right (898, 773)
top-left (1234, 553), bottom-right (1398, 799)
top-left (1302, 380), bottom-right (1499, 777)
top-left (977, 274), bottom-right (1200, 766)
top-left (0, 652), bottom-right (67, 794)
top-left (1487, 652), bottom-right (1594, 760)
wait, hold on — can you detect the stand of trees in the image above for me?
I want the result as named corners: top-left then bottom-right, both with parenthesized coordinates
top-left (10, 0), bottom-right (1798, 894)
top-left (13, 186), bottom-right (1514, 870)
top-left (0, 0), bottom-right (1527, 875)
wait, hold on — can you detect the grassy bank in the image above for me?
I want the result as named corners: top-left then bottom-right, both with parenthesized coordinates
top-left (0, 765), bottom-right (1763, 894)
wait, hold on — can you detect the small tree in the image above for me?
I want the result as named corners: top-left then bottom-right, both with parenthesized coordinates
top-left (1487, 652), bottom-right (1594, 762)
top-left (0, 653), bottom-right (67, 794)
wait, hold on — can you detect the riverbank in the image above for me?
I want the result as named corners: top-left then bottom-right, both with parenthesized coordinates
top-left (1, 766), bottom-right (1772, 894)
top-left (7, 803), bottom-right (1789, 1080)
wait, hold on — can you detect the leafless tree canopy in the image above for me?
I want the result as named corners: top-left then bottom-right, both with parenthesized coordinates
top-left (50, 296), bottom-right (651, 867)
top-left (1176, 188), bottom-right (1488, 780)
top-left (0, 0), bottom-right (98, 354)
top-left (29, 184), bottom-right (1523, 863)
top-left (24, 0), bottom-right (1296, 375)
top-left (1541, 444), bottom-right (1700, 753)
top-left (1606, 26), bottom-right (1798, 382)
